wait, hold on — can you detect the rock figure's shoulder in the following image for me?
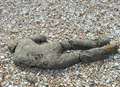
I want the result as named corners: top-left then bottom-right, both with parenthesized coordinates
top-left (8, 38), bottom-right (36, 53)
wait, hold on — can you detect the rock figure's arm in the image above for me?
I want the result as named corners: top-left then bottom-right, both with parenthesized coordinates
top-left (57, 44), bottom-right (118, 69)
top-left (30, 35), bottom-right (47, 44)
top-left (8, 35), bottom-right (47, 53)
top-left (60, 38), bottom-right (110, 51)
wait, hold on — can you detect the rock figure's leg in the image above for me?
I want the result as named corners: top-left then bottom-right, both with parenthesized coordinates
top-left (57, 50), bottom-right (81, 69)
top-left (30, 35), bottom-right (47, 44)
top-left (60, 38), bottom-right (110, 51)
top-left (58, 44), bottom-right (118, 69)
top-left (79, 44), bottom-right (118, 63)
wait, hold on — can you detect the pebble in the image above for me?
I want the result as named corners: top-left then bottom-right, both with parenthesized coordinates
top-left (1, 81), bottom-right (11, 87)
top-left (112, 63), bottom-right (120, 70)
top-left (4, 74), bottom-right (11, 80)
top-left (114, 54), bottom-right (120, 59)
top-left (118, 49), bottom-right (120, 53)
top-left (0, 73), bottom-right (3, 82)
top-left (0, 56), bottom-right (5, 59)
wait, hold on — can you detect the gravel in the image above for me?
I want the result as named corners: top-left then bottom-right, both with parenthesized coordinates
top-left (0, 0), bottom-right (120, 87)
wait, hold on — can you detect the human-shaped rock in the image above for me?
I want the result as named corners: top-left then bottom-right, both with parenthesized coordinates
top-left (8, 35), bottom-right (119, 69)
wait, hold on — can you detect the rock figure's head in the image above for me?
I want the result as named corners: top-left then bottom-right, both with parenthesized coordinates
top-left (8, 40), bottom-right (18, 53)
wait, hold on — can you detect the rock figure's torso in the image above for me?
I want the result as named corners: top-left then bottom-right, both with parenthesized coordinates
top-left (14, 39), bottom-right (64, 69)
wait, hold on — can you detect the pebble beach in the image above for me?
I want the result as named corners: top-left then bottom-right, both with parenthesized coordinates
top-left (0, 0), bottom-right (120, 87)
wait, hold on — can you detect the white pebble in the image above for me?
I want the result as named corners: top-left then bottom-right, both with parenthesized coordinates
top-left (0, 56), bottom-right (5, 59)
top-left (118, 49), bottom-right (120, 53)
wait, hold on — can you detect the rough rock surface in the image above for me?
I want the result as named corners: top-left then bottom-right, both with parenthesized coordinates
top-left (0, 0), bottom-right (120, 87)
